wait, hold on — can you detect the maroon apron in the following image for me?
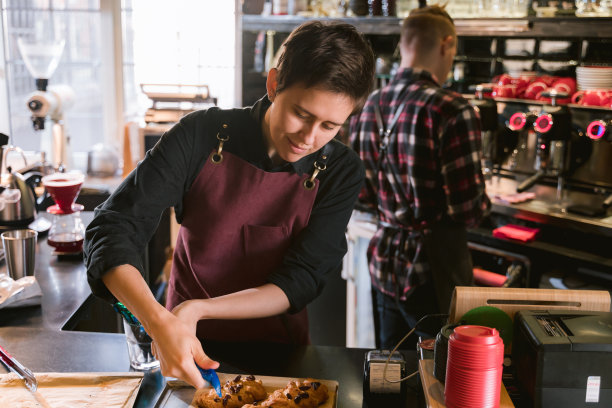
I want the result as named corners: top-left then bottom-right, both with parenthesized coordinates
top-left (166, 129), bottom-right (325, 344)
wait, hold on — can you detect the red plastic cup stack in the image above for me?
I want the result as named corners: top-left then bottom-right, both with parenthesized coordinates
top-left (444, 325), bottom-right (504, 408)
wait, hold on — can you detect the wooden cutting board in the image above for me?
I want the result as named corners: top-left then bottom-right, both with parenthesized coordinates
top-left (0, 372), bottom-right (144, 408)
top-left (448, 286), bottom-right (611, 324)
top-left (155, 373), bottom-right (339, 408)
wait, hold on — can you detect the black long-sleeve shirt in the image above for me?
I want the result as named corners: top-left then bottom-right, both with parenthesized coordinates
top-left (84, 96), bottom-right (365, 313)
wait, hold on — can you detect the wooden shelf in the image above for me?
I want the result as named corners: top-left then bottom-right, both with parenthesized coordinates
top-left (242, 15), bottom-right (403, 35)
top-left (242, 15), bottom-right (612, 38)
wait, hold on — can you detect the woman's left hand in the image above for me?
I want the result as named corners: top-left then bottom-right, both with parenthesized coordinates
top-left (171, 299), bottom-right (203, 334)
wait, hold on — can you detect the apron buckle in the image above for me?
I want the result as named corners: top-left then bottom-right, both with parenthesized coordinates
top-left (211, 124), bottom-right (230, 164)
top-left (303, 161), bottom-right (326, 190)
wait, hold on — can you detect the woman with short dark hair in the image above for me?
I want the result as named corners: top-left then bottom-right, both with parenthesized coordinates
top-left (84, 20), bottom-right (375, 388)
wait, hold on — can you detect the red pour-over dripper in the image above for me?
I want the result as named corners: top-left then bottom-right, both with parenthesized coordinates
top-left (42, 172), bottom-right (86, 253)
top-left (42, 172), bottom-right (84, 215)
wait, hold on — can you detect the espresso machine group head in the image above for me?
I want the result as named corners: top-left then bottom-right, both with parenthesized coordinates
top-left (469, 85), bottom-right (500, 180)
top-left (505, 109), bottom-right (538, 172)
top-left (585, 119), bottom-right (612, 212)
top-left (516, 90), bottom-right (572, 193)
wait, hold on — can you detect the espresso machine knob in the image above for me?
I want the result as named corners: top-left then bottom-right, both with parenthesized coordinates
top-left (534, 113), bottom-right (554, 134)
top-left (586, 120), bottom-right (612, 142)
top-left (508, 112), bottom-right (537, 132)
top-left (535, 90), bottom-right (572, 142)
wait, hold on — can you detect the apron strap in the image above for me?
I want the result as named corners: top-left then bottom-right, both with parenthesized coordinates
top-left (303, 141), bottom-right (334, 190)
top-left (373, 92), bottom-right (424, 301)
top-left (372, 91), bottom-right (411, 221)
top-left (210, 120), bottom-right (334, 191)
top-left (373, 92), bottom-right (406, 155)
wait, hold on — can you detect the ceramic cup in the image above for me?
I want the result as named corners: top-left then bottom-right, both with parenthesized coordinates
top-left (524, 81), bottom-right (548, 100)
top-left (571, 89), bottom-right (612, 107)
top-left (493, 84), bottom-right (518, 98)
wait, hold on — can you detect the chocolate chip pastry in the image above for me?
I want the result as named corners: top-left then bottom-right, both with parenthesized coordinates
top-left (242, 378), bottom-right (329, 408)
top-left (193, 374), bottom-right (268, 408)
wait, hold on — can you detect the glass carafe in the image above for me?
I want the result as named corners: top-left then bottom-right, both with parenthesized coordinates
top-left (575, 0), bottom-right (605, 16)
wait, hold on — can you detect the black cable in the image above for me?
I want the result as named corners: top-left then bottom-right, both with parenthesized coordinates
top-left (383, 313), bottom-right (449, 384)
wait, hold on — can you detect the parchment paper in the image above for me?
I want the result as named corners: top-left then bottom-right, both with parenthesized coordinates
top-left (0, 372), bottom-right (144, 408)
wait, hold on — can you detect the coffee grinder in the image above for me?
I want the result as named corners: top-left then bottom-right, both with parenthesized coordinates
top-left (469, 85), bottom-right (500, 181)
top-left (41, 172), bottom-right (85, 254)
top-left (17, 34), bottom-right (74, 171)
top-left (516, 90), bottom-right (572, 209)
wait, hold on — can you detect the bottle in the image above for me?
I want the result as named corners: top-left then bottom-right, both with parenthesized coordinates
top-left (368, 0), bottom-right (382, 15)
top-left (288, 0), bottom-right (309, 14)
top-left (265, 30), bottom-right (276, 73)
top-left (253, 31), bottom-right (266, 73)
top-left (273, 0), bottom-right (289, 15)
top-left (382, 0), bottom-right (396, 15)
top-left (349, 0), bottom-right (369, 15)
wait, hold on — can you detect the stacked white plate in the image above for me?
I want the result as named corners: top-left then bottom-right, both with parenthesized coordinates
top-left (576, 66), bottom-right (612, 90)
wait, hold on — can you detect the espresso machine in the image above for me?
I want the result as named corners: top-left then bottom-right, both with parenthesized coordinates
top-left (516, 91), bottom-right (572, 204)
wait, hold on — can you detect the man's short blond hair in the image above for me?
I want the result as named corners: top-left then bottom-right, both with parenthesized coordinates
top-left (401, 5), bottom-right (456, 55)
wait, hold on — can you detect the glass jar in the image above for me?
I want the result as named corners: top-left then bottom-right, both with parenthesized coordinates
top-left (575, 0), bottom-right (604, 16)
top-left (396, 0), bottom-right (418, 17)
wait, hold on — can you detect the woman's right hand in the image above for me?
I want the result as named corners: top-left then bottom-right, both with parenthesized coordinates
top-left (100, 265), bottom-right (219, 388)
top-left (147, 311), bottom-right (219, 389)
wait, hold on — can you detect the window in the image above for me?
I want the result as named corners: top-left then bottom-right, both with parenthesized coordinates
top-left (2, 0), bottom-right (106, 157)
top-left (128, 0), bottom-right (237, 115)
top-left (1, 0), bottom-right (236, 168)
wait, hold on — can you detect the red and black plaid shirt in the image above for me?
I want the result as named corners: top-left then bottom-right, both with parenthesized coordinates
top-left (349, 68), bottom-right (491, 299)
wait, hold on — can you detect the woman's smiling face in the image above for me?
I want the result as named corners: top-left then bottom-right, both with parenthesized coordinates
top-left (263, 69), bottom-right (356, 163)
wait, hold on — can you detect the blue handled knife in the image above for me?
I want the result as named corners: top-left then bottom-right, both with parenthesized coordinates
top-left (196, 364), bottom-right (222, 397)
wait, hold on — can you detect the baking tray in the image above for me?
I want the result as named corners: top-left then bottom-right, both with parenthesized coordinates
top-left (154, 372), bottom-right (339, 408)
top-left (0, 372), bottom-right (144, 408)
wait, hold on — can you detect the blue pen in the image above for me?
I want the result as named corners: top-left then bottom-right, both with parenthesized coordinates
top-left (196, 364), bottom-right (222, 397)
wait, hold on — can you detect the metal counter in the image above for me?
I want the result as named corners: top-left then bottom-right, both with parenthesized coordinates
top-left (485, 176), bottom-right (612, 238)
top-left (0, 212), bottom-right (93, 330)
top-left (0, 212), bottom-right (418, 407)
top-left (0, 327), bottom-right (419, 407)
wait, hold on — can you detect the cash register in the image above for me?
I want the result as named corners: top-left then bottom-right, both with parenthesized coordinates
top-left (512, 310), bottom-right (612, 407)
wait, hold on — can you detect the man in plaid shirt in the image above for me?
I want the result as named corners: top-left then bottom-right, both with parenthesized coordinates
top-left (349, 5), bottom-right (491, 349)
